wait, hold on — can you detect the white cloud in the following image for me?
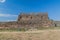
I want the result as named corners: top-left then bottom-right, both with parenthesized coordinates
top-left (0, 14), bottom-right (18, 17)
top-left (3, 20), bottom-right (16, 22)
top-left (0, 0), bottom-right (6, 3)
top-left (0, 20), bottom-right (17, 22)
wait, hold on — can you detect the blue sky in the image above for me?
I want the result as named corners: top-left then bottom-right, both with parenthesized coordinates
top-left (0, 0), bottom-right (60, 21)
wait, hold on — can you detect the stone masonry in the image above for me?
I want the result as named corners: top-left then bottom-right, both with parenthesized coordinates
top-left (0, 12), bottom-right (55, 29)
top-left (17, 13), bottom-right (55, 28)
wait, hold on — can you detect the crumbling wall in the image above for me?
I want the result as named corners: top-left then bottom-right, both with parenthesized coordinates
top-left (17, 13), bottom-right (55, 28)
top-left (0, 13), bottom-right (55, 29)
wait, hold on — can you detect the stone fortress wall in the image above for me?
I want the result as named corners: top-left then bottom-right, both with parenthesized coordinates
top-left (0, 13), bottom-right (55, 29)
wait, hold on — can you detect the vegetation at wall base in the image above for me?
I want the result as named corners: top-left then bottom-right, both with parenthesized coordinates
top-left (0, 27), bottom-right (59, 32)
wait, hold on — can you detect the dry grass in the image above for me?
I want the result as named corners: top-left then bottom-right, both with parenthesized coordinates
top-left (0, 30), bottom-right (60, 40)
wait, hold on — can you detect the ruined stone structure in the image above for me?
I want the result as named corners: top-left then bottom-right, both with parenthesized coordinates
top-left (0, 13), bottom-right (55, 29)
top-left (17, 13), bottom-right (55, 28)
